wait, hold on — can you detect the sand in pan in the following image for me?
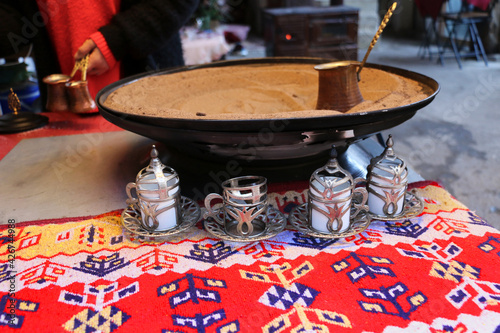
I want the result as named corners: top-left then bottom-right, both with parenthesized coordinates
top-left (103, 63), bottom-right (433, 120)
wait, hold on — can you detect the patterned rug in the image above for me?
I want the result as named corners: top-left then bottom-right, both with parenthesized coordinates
top-left (1, 181), bottom-right (500, 332)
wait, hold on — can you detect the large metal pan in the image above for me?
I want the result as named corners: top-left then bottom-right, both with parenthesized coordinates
top-left (96, 57), bottom-right (439, 165)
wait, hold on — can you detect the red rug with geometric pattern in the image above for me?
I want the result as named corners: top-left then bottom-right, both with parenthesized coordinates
top-left (1, 181), bottom-right (500, 332)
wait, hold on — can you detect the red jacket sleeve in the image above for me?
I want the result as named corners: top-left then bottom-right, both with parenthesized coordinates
top-left (90, 31), bottom-right (118, 70)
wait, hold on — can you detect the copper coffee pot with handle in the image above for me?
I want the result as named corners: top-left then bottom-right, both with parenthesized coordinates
top-left (66, 54), bottom-right (96, 113)
top-left (315, 2), bottom-right (398, 113)
top-left (43, 74), bottom-right (71, 112)
top-left (43, 54), bottom-right (96, 113)
top-left (315, 60), bottom-right (363, 112)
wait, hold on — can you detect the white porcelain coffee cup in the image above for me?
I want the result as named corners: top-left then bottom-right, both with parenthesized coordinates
top-left (308, 177), bottom-right (367, 234)
top-left (126, 174), bottom-right (180, 231)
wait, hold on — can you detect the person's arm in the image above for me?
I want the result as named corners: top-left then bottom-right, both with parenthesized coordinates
top-left (99, 0), bottom-right (199, 60)
top-left (75, 0), bottom-right (199, 74)
top-left (74, 37), bottom-right (112, 76)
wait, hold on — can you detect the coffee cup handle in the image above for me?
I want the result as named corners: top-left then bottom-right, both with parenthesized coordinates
top-left (204, 193), bottom-right (224, 225)
top-left (352, 178), bottom-right (369, 218)
top-left (126, 182), bottom-right (139, 208)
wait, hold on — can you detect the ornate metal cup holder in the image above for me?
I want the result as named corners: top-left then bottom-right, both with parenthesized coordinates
top-left (121, 196), bottom-right (201, 241)
top-left (368, 190), bottom-right (424, 221)
top-left (288, 203), bottom-right (371, 239)
top-left (203, 205), bottom-right (287, 242)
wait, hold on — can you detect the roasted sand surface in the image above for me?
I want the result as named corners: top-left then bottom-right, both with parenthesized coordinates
top-left (103, 64), bottom-right (433, 120)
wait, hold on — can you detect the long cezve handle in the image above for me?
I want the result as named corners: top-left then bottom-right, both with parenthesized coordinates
top-left (357, 2), bottom-right (398, 80)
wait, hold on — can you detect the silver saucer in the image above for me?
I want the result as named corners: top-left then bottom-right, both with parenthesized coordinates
top-left (121, 196), bottom-right (201, 241)
top-left (288, 204), bottom-right (371, 239)
top-left (204, 206), bottom-right (287, 242)
top-left (368, 190), bottom-right (424, 221)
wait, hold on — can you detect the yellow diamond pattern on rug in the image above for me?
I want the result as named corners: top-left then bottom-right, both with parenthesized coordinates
top-left (430, 260), bottom-right (481, 283)
top-left (63, 305), bottom-right (130, 333)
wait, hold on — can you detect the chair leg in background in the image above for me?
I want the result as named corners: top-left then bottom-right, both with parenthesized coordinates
top-left (444, 22), bottom-right (464, 69)
top-left (471, 22), bottom-right (489, 66)
top-left (469, 24), bottom-right (482, 61)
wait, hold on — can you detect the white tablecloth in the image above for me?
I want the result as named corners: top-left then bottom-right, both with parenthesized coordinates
top-left (181, 27), bottom-right (231, 65)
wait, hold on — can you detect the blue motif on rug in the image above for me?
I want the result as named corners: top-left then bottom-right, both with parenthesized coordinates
top-left (158, 273), bottom-right (227, 309)
top-left (0, 295), bottom-right (39, 329)
top-left (185, 241), bottom-right (237, 264)
top-left (0, 264), bottom-right (15, 283)
top-left (259, 282), bottom-right (319, 310)
top-left (332, 252), bottom-right (395, 284)
top-left (383, 220), bottom-right (428, 238)
top-left (172, 309), bottom-right (226, 331)
top-left (289, 232), bottom-right (339, 250)
top-left (74, 253), bottom-right (130, 277)
top-left (467, 212), bottom-right (490, 226)
top-left (358, 282), bottom-right (427, 320)
top-left (479, 236), bottom-right (500, 257)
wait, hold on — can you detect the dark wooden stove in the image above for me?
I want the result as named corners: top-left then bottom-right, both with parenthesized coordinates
top-left (263, 5), bottom-right (359, 60)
